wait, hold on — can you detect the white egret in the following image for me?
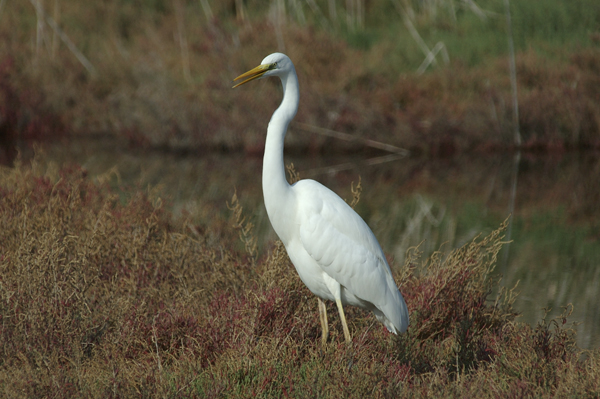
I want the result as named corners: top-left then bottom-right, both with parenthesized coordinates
top-left (233, 53), bottom-right (409, 344)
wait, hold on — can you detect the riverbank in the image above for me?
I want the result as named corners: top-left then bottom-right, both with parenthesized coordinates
top-left (1, 1), bottom-right (599, 164)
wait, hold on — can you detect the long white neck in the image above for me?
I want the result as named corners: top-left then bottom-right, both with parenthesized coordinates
top-left (262, 67), bottom-right (299, 244)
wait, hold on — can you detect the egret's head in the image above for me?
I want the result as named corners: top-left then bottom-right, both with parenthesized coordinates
top-left (232, 53), bottom-right (293, 88)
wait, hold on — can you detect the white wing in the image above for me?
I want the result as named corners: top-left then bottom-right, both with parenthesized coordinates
top-left (292, 179), bottom-right (409, 333)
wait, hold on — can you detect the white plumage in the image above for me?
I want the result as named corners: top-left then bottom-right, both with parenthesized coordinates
top-left (233, 53), bottom-right (409, 343)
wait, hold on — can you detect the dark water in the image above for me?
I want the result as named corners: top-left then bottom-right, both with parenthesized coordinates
top-left (42, 138), bottom-right (600, 350)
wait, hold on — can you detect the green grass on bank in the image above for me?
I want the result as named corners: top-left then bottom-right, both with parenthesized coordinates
top-left (0, 0), bottom-right (599, 159)
top-left (362, 0), bottom-right (600, 67)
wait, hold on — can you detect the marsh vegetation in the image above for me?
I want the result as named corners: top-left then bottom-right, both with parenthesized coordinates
top-left (1, 0), bottom-right (599, 396)
top-left (1, 153), bottom-right (598, 397)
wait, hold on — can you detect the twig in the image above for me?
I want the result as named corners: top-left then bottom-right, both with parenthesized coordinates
top-left (448, 0), bottom-right (457, 23)
top-left (174, 0), bottom-right (192, 83)
top-left (198, 0), bottom-right (213, 22)
top-left (358, 0), bottom-right (364, 29)
top-left (227, 191), bottom-right (258, 264)
top-left (392, 0), bottom-right (438, 68)
top-left (152, 314), bottom-right (164, 383)
top-left (461, 0), bottom-right (488, 20)
top-left (34, 0), bottom-right (45, 60)
top-left (346, 0), bottom-right (354, 30)
top-left (28, 0), bottom-right (97, 76)
top-left (393, 0), bottom-right (451, 73)
top-left (51, 0), bottom-right (60, 60)
top-left (503, 0), bottom-right (521, 147)
top-left (416, 194), bottom-right (444, 225)
top-left (0, 0), bottom-right (7, 20)
top-left (328, 0), bottom-right (337, 26)
top-left (272, 0), bottom-right (286, 52)
top-left (349, 176), bottom-right (362, 209)
top-left (302, 153), bottom-right (406, 178)
top-left (417, 41), bottom-right (450, 75)
top-left (293, 122), bottom-right (409, 155)
top-left (290, 0), bottom-right (306, 25)
top-left (304, 0), bottom-right (331, 30)
top-left (286, 163), bottom-right (301, 184)
top-left (501, 151), bottom-right (520, 274)
top-left (235, 0), bottom-right (245, 22)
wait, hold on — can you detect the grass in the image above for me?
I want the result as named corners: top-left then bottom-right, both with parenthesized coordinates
top-left (1, 2), bottom-right (598, 395)
top-left (1, 154), bottom-right (599, 397)
top-left (0, 0), bottom-right (599, 163)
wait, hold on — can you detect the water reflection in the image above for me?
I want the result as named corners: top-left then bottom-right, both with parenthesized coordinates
top-left (40, 139), bottom-right (600, 350)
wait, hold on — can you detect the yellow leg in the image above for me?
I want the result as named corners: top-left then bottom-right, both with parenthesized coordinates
top-left (335, 298), bottom-right (352, 343)
top-left (318, 298), bottom-right (329, 345)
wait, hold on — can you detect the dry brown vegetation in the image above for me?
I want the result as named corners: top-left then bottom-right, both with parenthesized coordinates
top-left (1, 155), bottom-right (598, 397)
top-left (1, 2), bottom-right (599, 394)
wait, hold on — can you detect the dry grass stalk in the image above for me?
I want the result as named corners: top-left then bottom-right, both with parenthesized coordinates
top-left (173, 0), bottom-right (192, 83)
top-left (349, 175), bottom-right (362, 209)
top-left (227, 190), bottom-right (258, 265)
top-left (28, 0), bottom-right (97, 76)
top-left (285, 162), bottom-right (300, 184)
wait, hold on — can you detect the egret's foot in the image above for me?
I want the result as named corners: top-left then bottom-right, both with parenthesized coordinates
top-left (335, 298), bottom-right (352, 344)
top-left (317, 298), bottom-right (329, 346)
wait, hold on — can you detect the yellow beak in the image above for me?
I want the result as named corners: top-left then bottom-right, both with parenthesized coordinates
top-left (232, 63), bottom-right (276, 88)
